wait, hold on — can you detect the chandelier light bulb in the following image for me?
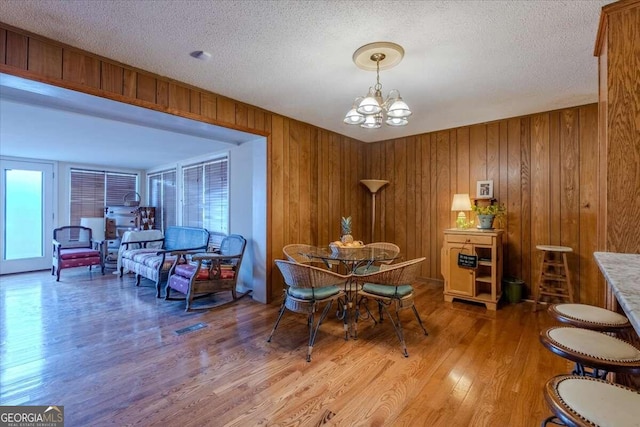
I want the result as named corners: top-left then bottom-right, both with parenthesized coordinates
top-left (344, 107), bottom-right (365, 125)
top-left (344, 42), bottom-right (411, 129)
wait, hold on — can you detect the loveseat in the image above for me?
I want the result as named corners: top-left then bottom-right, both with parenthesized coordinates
top-left (120, 226), bottom-right (209, 297)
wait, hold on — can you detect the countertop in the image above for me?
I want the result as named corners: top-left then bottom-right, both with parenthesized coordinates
top-left (594, 252), bottom-right (640, 334)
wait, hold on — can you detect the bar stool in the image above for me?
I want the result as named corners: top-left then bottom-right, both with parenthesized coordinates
top-left (534, 245), bottom-right (574, 311)
top-left (539, 326), bottom-right (640, 379)
top-left (542, 375), bottom-right (640, 427)
top-left (548, 303), bottom-right (631, 333)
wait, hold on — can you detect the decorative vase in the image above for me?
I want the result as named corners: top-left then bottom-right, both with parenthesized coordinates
top-left (477, 214), bottom-right (495, 230)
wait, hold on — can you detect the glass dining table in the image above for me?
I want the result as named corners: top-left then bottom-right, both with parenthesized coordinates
top-left (300, 245), bottom-right (400, 273)
top-left (299, 245), bottom-right (401, 339)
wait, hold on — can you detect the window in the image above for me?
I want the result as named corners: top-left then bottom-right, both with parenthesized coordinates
top-left (70, 168), bottom-right (138, 226)
top-left (182, 156), bottom-right (228, 235)
top-left (147, 169), bottom-right (177, 231)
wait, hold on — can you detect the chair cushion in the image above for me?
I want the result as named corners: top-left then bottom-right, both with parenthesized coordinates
top-left (59, 248), bottom-right (100, 260)
top-left (362, 283), bottom-right (413, 298)
top-left (168, 274), bottom-right (191, 294)
top-left (288, 285), bottom-right (341, 300)
top-left (125, 250), bottom-right (176, 271)
top-left (174, 263), bottom-right (236, 280)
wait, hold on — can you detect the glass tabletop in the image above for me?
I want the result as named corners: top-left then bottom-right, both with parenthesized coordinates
top-left (301, 246), bottom-right (400, 266)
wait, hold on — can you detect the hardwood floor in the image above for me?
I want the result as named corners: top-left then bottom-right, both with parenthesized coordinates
top-left (0, 268), bottom-right (570, 426)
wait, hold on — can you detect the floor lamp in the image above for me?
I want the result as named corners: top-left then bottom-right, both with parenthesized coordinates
top-left (360, 179), bottom-right (389, 243)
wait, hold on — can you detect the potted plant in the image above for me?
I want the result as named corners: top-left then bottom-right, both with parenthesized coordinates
top-left (472, 202), bottom-right (506, 229)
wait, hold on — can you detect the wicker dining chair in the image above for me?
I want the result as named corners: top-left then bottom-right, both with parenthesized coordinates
top-left (353, 257), bottom-right (427, 357)
top-left (283, 243), bottom-right (338, 270)
top-left (282, 244), bottom-right (317, 264)
top-left (355, 242), bottom-right (401, 274)
top-left (268, 260), bottom-right (349, 362)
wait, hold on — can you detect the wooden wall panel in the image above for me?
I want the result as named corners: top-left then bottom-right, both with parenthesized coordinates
top-left (189, 90), bottom-right (201, 115)
top-left (101, 62), bottom-right (124, 95)
top-left (123, 69), bottom-right (136, 98)
top-left (200, 93), bottom-right (217, 120)
top-left (506, 118), bottom-right (522, 280)
top-left (217, 97), bottom-right (236, 124)
top-left (365, 105), bottom-right (599, 304)
top-left (0, 29), bottom-right (6, 64)
top-left (28, 39), bottom-right (62, 78)
top-left (5, 31), bottom-right (27, 69)
top-left (578, 105), bottom-right (599, 306)
top-left (520, 118), bottom-right (532, 293)
top-left (156, 80), bottom-right (168, 107)
top-left (560, 109), bottom-right (581, 297)
top-left (168, 83), bottom-right (190, 112)
top-left (136, 73), bottom-right (156, 103)
top-left (63, 49), bottom-right (99, 87)
top-left (548, 113), bottom-right (561, 246)
top-left (530, 114), bottom-right (550, 295)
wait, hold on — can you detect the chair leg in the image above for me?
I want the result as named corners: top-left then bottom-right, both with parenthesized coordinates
top-left (533, 251), bottom-right (547, 312)
top-left (267, 298), bottom-right (288, 343)
top-left (381, 303), bottom-right (409, 357)
top-left (307, 301), bottom-right (333, 362)
top-left (135, 274), bottom-right (141, 286)
top-left (51, 266), bottom-right (55, 276)
top-left (120, 266), bottom-right (124, 278)
top-left (411, 305), bottom-right (429, 336)
top-left (56, 269), bottom-right (61, 282)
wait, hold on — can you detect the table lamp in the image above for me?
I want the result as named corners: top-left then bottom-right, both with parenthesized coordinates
top-left (360, 179), bottom-right (389, 242)
top-left (451, 194), bottom-right (472, 229)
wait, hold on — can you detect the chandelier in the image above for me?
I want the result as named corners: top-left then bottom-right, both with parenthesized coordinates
top-left (344, 42), bottom-right (412, 129)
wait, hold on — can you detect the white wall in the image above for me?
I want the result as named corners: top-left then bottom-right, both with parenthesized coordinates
top-left (229, 137), bottom-right (267, 303)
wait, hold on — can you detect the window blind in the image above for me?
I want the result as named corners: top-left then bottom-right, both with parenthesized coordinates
top-left (182, 156), bottom-right (228, 234)
top-left (148, 169), bottom-right (177, 231)
top-left (70, 168), bottom-right (137, 226)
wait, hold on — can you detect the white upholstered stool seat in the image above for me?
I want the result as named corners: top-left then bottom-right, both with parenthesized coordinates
top-left (549, 304), bottom-right (632, 332)
top-left (542, 375), bottom-right (640, 427)
top-left (539, 326), bottom-right (640, 378)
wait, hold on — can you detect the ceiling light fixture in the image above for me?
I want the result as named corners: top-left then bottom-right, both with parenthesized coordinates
top-left (344, 42), bottom-right (412, 129)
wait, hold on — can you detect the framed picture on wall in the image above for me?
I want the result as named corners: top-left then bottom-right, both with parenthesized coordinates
top-left (476, 180), bottom-right (494, 199)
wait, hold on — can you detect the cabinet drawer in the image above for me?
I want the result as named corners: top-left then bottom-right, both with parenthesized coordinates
top-left (106, 206), bottom-right (137, 216)
top-left (445, 234), bottom-right (493, 245)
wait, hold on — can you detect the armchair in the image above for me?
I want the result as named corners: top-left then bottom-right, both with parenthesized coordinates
top-left (165, 234), bottom-right (247, 311)
top-left (52, 226), bottom-right (104, 281)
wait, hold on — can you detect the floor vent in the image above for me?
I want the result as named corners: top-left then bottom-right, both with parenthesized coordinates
top-left (175, 322), bottom-right (207, 335)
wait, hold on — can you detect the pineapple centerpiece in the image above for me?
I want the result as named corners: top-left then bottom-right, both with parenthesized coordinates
top-left (331, 217), bottom-right (364, 251)
top-left (341, 216), bottom-right (354, 245)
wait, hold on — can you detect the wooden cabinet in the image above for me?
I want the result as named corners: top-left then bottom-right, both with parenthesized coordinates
top-left (595, 1), bottom-right (640, 304)
top-left (441, 229), bottom-right (504, 310)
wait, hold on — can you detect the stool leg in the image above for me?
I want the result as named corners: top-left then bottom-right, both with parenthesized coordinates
top-left (562, 253), bottom-right (574, 303)
top-left (534, 251), bottom-right (547, 312)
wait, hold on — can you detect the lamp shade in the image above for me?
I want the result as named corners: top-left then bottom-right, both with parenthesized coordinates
top-left (80, 217), bottom-right (105, 241)
top-left (451, 194), bottom-right (472, 211)
top-left (360, 179), bottom-right (389, 193)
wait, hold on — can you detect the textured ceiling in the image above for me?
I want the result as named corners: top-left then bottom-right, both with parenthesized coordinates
top-left (0, 0), bottom-right (611, 143)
